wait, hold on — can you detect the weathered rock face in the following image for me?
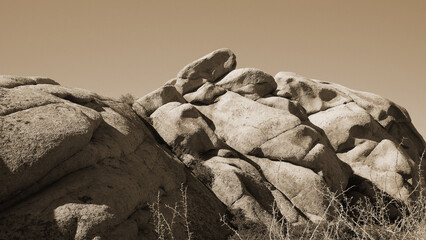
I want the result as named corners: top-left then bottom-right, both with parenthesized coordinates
top-left (216, 68), bottom-right (277, 100)
top-left (0, 77), bottom-right (229, 240)
top-left (177, 48), bottom-right (236, 82)
top-left (1, 49), bottom-right (425, 239)
top-left (136, 49), bottom-right (425, 227)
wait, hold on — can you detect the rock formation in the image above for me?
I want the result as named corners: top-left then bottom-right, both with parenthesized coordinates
top-left (1, 49), bottom-right (425, 239)
top-left (0, 76), bottom-right (229, 239)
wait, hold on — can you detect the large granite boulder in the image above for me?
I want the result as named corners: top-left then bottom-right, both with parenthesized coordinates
top-left (177, 48), bottom-right (236, 82)
top-left (150, 102), bottom-right (224, 154)
top-left (0, 77), bottom-right (229, 240)
top-left (216, 68), bottom-right (277, 100)
top-left (132, 85), bottom-right (185, 117)
top-left (1, 48), bottom-right (425, 239)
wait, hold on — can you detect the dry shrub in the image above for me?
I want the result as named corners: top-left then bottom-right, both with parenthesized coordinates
top-left (154, 143), bottom-right (425, 240)
top-left (149, 184), bottom-right (192, 240)
top-left (219, 186), bottom-right (425, 240)
top-left (172, 145), bottom-right (215, 189)
top-left (118, 93), bottom-right (136, 106)
top-left (220, 152), bottom-right (426, 240)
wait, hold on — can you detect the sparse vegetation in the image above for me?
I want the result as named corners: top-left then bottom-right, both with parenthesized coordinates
top-left (118, 93), bottom-right (136, 106)
top-left (171, 144), bottom-right (215, 188)
top-left (150, 190), bottom-right (425, 240)
top-left (149, 184), bottom-right (192, 240)
top-left (219, 153), bottom-right (426, 240)
top-left (150, 151), bottom-right (426, 240)
top-left (191, 160), bottom-right (214, 188)
top-left (219, 209), bottom-right (269, 240)
top-left (216, 184), bottom-right (426, 240)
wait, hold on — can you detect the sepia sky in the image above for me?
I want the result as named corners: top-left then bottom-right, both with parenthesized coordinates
top-left (1, 0), bottom-right (425, 138)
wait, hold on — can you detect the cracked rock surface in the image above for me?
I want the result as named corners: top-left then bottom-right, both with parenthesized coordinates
top-left (1, 49), bottom-right (425, 239)
top-left (0, 76), bottom-right (229, 240)
top-left (136, 49), bottom-right (425, 226)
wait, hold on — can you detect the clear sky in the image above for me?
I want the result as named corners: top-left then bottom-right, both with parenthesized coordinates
top-left (1, 0), bottom-right (425, 138)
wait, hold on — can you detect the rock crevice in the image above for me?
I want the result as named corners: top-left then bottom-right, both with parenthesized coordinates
top-left (0, 48), bottom-right (425, 239)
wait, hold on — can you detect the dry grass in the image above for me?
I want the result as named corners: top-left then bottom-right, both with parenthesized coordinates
top-left (151, 147), bottom-right (425, 240)
top-left (220, 151), bottom-right (426, 240)
top-left (150, 182), bottom-right (425, 240)
top-left (218, 184), bottom-right (425, 240)
top-left (149, 184), bottom-right (192, 240)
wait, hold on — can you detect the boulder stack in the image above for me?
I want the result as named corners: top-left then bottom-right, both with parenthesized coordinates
top-left (0, 49), bottom-right (425, 239)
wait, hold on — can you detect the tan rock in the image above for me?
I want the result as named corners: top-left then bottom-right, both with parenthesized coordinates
top-left (256, 124), bottom-right (350, 195)
top-left (0, 75), bottom-right (58, 88)
top-left (303, 144), bottom-right (351, 193)
top-left (257, 125), bottom-right (324, 164)
top-left (204, 157), bottom-right (276, 224)
top-left (347, 89), bottom-right (410, 128)
top-left (0, 87), bottom-right (63, 116)
top-left (177, 48), bottom-right (237, 82)
top-left (132, 85), bottom-right (185, 117)
top-left (0, 103), bottom-right (102, 204)
top-left (196, 91), bottom-right (301, 153)
top-left (165, 77), bottom-right (177, 86)
top-left (353, 165), bottom-right (412, 201)
top-left (1, 49), bottom-right (425, 237)
top-left (174, 77), bottom-right (207, 95)
top-left (0, 85), bottom-right (230, 240)
top-left (337, 139), bottom-right (378, 165)
top-left (216, 68), bottom-right (277, 100)
top-left (22, 84), bottom-right (99, 104)
top-left (54, 203), bottom-right (115, 240)
top-left (320, 81), bottom-right (425, 156)
top-left (251, 156), bottom-right (330, 223)
top-left (271, 189), bottom-right (307, 225)
top-left (183, 82), bottom-right (226, 104)
top-left (274, 72), bottom-right (352, 114)
top-left (256, 96), bottom-right (308, 120)
top-left (151, 102), bottom-right (222, 154)
top-left (387, 121), bottom-right (426, 158)
top-left (311, 101), bottom-right (421, 202)
top-left (308, 102), bottom-right (383, 152)
top-left (365, 139), bottom-right (413, 176)
top-left (339, 139), bottom-right (416, 202)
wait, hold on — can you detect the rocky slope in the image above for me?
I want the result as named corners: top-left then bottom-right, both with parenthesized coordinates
top-left (0, 49), bottom-right (425, 239)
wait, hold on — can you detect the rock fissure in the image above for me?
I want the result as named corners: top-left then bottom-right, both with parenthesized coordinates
top-left (1, 49), bottom-right (425, 239)
top-left (305, 99), bottom-right (355, 116)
